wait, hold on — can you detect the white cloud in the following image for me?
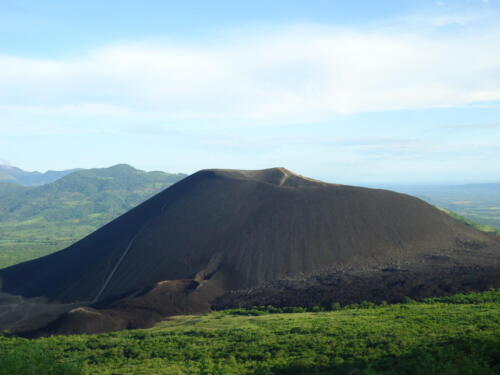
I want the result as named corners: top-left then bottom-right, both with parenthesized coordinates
top-left (405, 11), bottom-right (488, 27)
top-left (1, 14), bottom-right (500, 131)
top-left (0, 103), bottom-right (133, 117)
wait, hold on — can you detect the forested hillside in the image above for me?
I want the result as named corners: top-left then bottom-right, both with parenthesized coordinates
top-left (0, 165), bottom-right (186, 268)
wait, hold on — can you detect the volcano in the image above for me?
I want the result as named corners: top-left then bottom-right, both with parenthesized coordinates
top-left (1, 168), bottom-right (499, 334)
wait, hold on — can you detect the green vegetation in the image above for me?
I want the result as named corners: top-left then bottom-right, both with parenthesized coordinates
top-left (0, 165), bottom-right (186, 268)
top-left (1, 290), bottom-right (499, 374)
top-left (440, 208), bottom-right (500, 236)
top-left (0, 343), bottom-right (82, 375)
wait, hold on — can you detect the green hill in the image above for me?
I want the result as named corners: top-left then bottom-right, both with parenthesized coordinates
top-left (1, 289), bottom-right (499, 374)
top-left (0, 165), bottom-right (186, 268)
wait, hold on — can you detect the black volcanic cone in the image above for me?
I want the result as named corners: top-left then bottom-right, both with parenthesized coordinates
top-left (1, 167), bottom-right (497, 311)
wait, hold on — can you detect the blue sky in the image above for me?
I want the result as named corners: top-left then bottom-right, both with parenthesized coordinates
top-left (1, 0), bottom-right (499, 184)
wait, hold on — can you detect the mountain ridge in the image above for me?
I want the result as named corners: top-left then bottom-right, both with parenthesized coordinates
top-left (0, 165), bottom-right (80, 186)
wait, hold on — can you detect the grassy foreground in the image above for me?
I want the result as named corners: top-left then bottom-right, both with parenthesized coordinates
top-left (1, 290), bottom-right (499, 375)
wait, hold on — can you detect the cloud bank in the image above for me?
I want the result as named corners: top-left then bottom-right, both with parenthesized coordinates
top-left (1, 14), bottom-right (500, 132)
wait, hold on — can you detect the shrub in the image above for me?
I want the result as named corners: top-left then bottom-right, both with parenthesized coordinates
top-left (0, 343), bottom-right (83, 375)
top-left (282, 306), bottom-right (307, 313)
top-left (330, 302), bottom-right (342, 311)
top-left (402, 296), bottom-right (416, 304)
top-left (359, 301), bottom-right (376, 309)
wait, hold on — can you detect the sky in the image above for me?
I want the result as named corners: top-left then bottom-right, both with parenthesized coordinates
top-left (1, 0), bottom-right (500, 184)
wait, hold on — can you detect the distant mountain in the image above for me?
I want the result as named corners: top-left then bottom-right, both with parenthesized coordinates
top-left (0, 164), bottom-right (187, 268)
top-left (0, 165), bottom-right (79, 186)
top-left (381, 183), bottom-right (500, 229)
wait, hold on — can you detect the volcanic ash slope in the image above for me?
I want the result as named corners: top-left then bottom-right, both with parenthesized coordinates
top-left (0, 168), bottom-right (498, 334)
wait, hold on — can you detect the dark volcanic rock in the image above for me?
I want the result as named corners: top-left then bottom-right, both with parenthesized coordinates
top-left (0, 167), bottom-right (499, 334)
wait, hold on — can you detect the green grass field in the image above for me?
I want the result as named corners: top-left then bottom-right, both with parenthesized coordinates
top-left (1, 290), bottom-right (499, 375)
top-left (0, 220), bottom-right (96, 268)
